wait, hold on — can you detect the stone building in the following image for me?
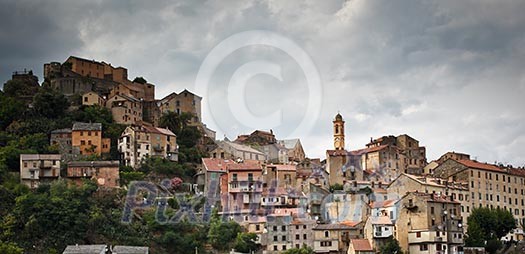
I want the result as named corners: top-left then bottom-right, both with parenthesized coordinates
top-left (261, 143), bottom-right (289, 163)
top-left (312, 221), bottom-right (363, 254)
top-left (235, 130), bottom-right (277, 146)
top-left (264, 164), bottom-right (297, 189)
top-left (50, 128), bottom-right (73, 155)
top-left (388, 173), bottom-right (469, 218)
top-left (19, 154), bottom-right (61, 188)
top-left (210, 140), bottom-right (266, 162)
top-left (44, 56), bottom-right (155, 101)
top-left (265, 214), bottom-right (293, 253)
top-left (432, 158), bottom-right (525, 240)
top-left (436, 151), bottom-right (471, 165)
top-left (278, 139), bottom-right (306, 162)
top-left (118, 124), bottom-right (178, 169)
top-left (82, 91), bottom-right (105, 106)
top-left (326, 113), bottom-right (428, 187)
top-left (395, 192), bottom-right (464, 254)
top-left (66, 160), bottom-right (120, 188)
top-left (106, 94), bottom-right (143, 125)
top-left (158, 89), bottom-right (202, 124)
top-left (290, 219), bottom-right (317, 249)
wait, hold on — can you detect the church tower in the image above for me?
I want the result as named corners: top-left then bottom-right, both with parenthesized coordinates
top-left (333, 113), bottom-right (345, 150)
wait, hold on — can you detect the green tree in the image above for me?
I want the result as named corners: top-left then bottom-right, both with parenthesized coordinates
top-left (208, 219), bottom-right (241, 251)
top-left (2, 79), bottom-right (38, 100)
top-left (465, 207), bottom-right (516, 254)
top-left (32, 88), bottom-right (69, 118)
top-left (379, 236), bottom-right (403, 254)
top-left (0, 94), bottom-right (25, 129)
top-left (234, 232), bottom-right (259, 253)
top-left (282, 244), bottom-right (315, 254)
top-left (0, 241), bottom-right (23, 254)
top-left (159, 111), bottom-right (193, 136)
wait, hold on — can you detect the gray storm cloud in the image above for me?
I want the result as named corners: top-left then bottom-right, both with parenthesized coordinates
top-left (1, 0), bottom-right (524, 166)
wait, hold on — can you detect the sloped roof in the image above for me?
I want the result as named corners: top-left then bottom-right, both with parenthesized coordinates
top-left (509, 168), bottom-right (525, 177)
top-left (279, 139), bottom-right (300, 149)
top-left (314, 221), bottom-right (361, 230)
top-left (112, 246), bottom-right (149, 254)
top-left (350, 145), bottom-right (389, 156)
top-left (142, 125), bottom-right (175, 136)
top-left (457, 159), bottom-right (505, 172)
top-left (62, 244), bottom-right (106, 254)
top-left (202, 158), bottom-right (233, 172)
top-left (272, 164), bottom-right (297, 171)
top-left (222, 141), bottom-right (265, 155)
top-left (351, 239), bottom-right (373, 251)
top-left (72, 122), bottom-right (102, 131)
top-left (20, 154), bottom-right (61, 160)
top-left (226, 161), bottom-right (262, 171)
top-left (51, 128), bottom-right (72, 134)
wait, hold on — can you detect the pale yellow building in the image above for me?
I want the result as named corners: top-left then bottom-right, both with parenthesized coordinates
top-left (82, 91), bottom-right (105, 106)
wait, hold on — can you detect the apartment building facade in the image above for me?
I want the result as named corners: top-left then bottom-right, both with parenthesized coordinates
top-left (20, 154), bottom-right (62, 188)
top-left (67, 160), bottom-right (120, 188)
top-left (71, 122), bottom-right (111, 156)
top-left (118, 124), bottom-right (178, 168)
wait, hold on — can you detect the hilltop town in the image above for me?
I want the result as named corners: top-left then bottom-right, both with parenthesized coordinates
top-left (1, 56), bottom-right (524, 254)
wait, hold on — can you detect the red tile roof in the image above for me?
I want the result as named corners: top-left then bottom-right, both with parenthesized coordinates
top-left (509, 168), bottom-right (525, 177)
top-left (350, 145), bottom-right (389, 156)
top-left (273, 164), bottom-right (297, 171)
top-left (457, 159), bottom-right (505, 172)
top-left (226, 161), bottom-right (262, 171)
top-left (351, 239), bottom-right (373, 251)
top-left (202, 158), bottom-right (233, 171)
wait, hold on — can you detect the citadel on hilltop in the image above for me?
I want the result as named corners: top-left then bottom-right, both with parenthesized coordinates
top-left (7, 57), bottom-right (525, 254)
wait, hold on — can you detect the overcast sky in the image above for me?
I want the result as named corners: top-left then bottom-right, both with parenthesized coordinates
top-left (1, 0), bottom-right (525, 166)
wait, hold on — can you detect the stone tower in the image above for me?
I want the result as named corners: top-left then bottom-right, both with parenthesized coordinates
top-left (333, 113), bottom-right (345, 150)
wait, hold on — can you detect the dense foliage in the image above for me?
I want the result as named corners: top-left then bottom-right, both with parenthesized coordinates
top-left (282, 245), bottom-right (315, 254)
top-left (465, 207), bottom-right (516, 253)
top-left (0, 78), bottom-right (217, 253)
top-left (379, 236), bottom-right (404, 254)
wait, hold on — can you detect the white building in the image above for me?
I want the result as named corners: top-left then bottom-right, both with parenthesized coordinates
top-left (118, 124), bottom-right (178, 168)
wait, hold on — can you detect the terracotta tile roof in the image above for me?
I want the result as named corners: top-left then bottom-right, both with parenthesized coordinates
top-left (350, 145), bottom-right (389, 156)
top-left (271, 164), bottom-right (297, 171)
top-left (201, 158), bottom-right (233, 171)
top-left (457, 159), bottom-right (505, 172)
top-left (226, 161), bottom-right (262, 171)
top-left (509, 168), bottom-right (525, 177)
top-left (370, 200), bottom-right (397, 208)
top-left (351, 239), bottom-right (373, 251)
top-left (314, 221), bottom-right (361, 230)
top-left (142, 125), bottom-right (175, 136)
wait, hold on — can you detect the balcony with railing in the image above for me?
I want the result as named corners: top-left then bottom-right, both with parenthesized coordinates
top-left (229, 180), bottom-right (262, 193)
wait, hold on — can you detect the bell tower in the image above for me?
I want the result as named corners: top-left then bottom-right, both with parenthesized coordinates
top-left (333, 113), bottom-right (345, 150)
